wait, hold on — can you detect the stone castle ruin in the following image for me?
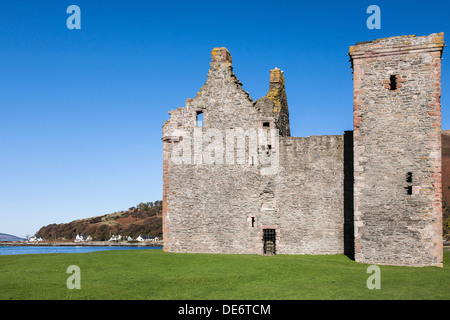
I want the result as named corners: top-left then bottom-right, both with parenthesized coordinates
top-left (162, 33), bottom-right (445, 267)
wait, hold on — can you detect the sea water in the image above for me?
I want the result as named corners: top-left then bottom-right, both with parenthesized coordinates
top-left (0, 245), bottom-right (162, 256)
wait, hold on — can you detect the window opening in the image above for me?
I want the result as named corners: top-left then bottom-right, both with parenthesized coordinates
top-left (389, 75), bottom-right (397, 91)
top-left (406, 172), bottom-right (412, 183)
top-left (196, 111), bottom-right (203, 127)
top-left (405, 185), bottom-right (412, 195)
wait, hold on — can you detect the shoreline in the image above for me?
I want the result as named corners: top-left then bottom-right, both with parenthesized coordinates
top-left (0, 241), bottom-right (163, 247)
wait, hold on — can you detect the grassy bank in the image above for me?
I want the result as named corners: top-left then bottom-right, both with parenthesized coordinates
top-left (0, 250), bottom-right (449, 300)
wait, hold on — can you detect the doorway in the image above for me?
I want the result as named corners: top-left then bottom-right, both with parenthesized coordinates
top-left (263, 229), bottom-right (276, 255)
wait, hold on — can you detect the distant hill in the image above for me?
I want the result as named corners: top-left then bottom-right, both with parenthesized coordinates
top-left (35, 201), bottom-right (162, 241)
top-left (0, 233), bottom-right (25, 242)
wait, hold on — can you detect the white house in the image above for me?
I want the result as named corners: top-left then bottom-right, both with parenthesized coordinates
top-left (75, 234), bottom-right (92, 242)
top-left (108, 235), bottom-right (122, 242)
top-left (28, 236), bottom-right (43, 243)
top-left (136, 235), bottom-right (159, 242)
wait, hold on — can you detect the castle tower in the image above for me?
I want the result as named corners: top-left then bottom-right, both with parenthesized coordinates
top-left (254, 68), bottom-right (291, 136)
top-left (349, 33), bottom-right (445, 266)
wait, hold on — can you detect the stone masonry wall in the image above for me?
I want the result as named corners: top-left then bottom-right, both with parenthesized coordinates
top-left (163, 133), bottom-right (346, 255)
top-left (276, 135), bottom-right (345, 255)
top-left (350, 33), bottom-right (444, 267)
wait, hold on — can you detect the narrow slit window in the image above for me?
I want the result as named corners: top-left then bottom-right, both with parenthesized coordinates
top-left (251, 217), bottom-right (255, 227)
top-left (406, 172), bottom-right (413, 183)
top-left (405, 185), bottom-right (412, 195)
top-left (389, 75), bottom-right (397, 91)
top-left (196, 111), bottom-right (203, 127)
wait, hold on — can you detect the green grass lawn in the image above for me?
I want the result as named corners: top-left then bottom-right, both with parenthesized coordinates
top-left (0, 249), bottom-right (449, 300)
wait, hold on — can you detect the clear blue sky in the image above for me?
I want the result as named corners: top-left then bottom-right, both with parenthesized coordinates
top-left (1, 0), bottom-right (449, 238)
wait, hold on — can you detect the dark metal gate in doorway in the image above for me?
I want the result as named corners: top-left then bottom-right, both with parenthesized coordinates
top-left (263, 229), bottom-right (276, 255)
